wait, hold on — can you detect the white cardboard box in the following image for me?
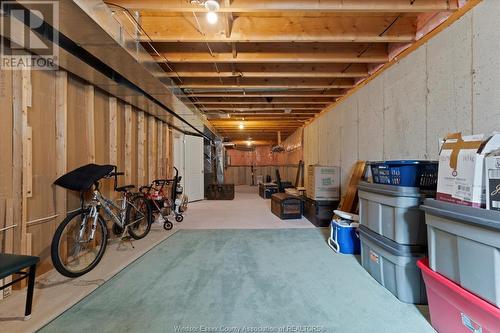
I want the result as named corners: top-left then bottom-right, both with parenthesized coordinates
top-left (306, 165), bottom-right (341, 200)
top-left (437, 133), bottom-right (500, 207)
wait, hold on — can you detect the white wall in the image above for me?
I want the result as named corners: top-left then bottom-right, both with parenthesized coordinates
top-left (301, 0), bottom-right (500, 194)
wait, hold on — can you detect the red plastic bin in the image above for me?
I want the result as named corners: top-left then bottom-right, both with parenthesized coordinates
top-left (417, 259), bottom-right (500, 333)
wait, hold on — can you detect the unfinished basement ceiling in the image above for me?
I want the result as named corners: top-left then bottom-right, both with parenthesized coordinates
top-left (105, 0), bottom-right (460, 145)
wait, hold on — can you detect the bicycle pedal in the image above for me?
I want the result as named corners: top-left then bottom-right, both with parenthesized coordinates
top-left (119, 235), bottom-right (135, 249)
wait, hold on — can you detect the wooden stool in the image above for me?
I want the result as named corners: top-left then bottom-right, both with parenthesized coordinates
top-left (0, 253), bottom-right (39, 320)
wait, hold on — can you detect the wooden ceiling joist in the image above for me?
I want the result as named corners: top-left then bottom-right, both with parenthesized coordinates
top-left (177, 77), bottom-right (355, 89)
top-left (160, 63), bottom-right (369, 78)
top-left (200, 105), bottom-right (323, 110)
top-left (183, 91), bottom-right (345, 98)
top-left (191, 99), bottom-right (335, 105)
top-left (110, 0), bottom-right (458, 13)
top-left (154, 53), bottom-right (386, 64)
top-left (139, 15), bottom-right (416, 43)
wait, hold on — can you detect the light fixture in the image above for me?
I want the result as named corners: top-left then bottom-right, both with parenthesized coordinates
top-left (205, 0), bottom-right (220, 25)
top-left (239, 122), bottom-right (244, 129)
top-left (206, 11), bottom-right (218, 24)
top-left (246, 140), bottom-right (252, 146)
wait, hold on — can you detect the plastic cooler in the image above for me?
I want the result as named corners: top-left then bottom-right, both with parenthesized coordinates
top-left (358, 182), bottom-right (428, 245)
top-left (328, 220), bottom-right (360, 254)
top-left (421, 199), bottom-right (500, 307)
top-left (359, 225), bottom-right (427, 304)
top-left (370, 160), bottom-right (438, 190)
top-left (418, 259), bottom-right (500, 333)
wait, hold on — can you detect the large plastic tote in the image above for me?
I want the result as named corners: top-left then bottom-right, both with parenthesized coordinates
top-left (421, 199), bottom-right (500, 307)
top-left (359, 225), bottom-right (427, 304)
top-left (418, 259), bottom-right (500, 333)
top-left (358, 181), bottom-right (428, 245)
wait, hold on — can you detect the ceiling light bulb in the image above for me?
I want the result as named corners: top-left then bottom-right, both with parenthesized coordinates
top-left (206, 11), bottom-right (218, 24)
top-left (239, 122), bottom-right (244, 129)
top-left (247, 140), bottom-right (252, 146)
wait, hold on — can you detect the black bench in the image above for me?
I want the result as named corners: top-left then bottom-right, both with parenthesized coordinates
top-left (0, 253), bottom-right (39, 320)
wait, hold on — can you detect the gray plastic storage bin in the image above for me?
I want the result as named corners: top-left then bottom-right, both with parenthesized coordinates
top-left (421, 199), bottom-right (500, 307)
top-left (359, 225), bottom-right (427, 304)
top-left (358, 182), bottom-right (427, 245)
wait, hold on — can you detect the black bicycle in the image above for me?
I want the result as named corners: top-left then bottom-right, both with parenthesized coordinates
top-left (51, 164), bottom-right (152, 278)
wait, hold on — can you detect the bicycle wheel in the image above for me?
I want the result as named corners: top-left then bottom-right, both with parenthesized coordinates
top-left (51, 209), bottom-right (108, 278)
top-left (126, 195), bottom-right (152, 240)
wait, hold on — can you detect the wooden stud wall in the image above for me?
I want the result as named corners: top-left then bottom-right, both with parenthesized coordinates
top-left (0, 69), bottom-right (173, 287)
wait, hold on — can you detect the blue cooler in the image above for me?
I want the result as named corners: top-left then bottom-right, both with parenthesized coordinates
top-left (328, 210), bottom-right (360, 254)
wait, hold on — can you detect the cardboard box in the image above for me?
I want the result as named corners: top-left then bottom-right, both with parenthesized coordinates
top-left (437, 133), bottom-right (500, 207)
top-left (485, 149), bottom-right (500, 211)
top-left (306, 165), bottom-right (341, 200)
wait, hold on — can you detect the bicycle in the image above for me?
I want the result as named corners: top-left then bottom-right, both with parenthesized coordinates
top-left (51, 164), bottom-right (152, 278)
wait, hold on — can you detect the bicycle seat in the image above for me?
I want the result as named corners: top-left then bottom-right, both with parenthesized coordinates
top-left (115, 185), bottom-right (135, 192)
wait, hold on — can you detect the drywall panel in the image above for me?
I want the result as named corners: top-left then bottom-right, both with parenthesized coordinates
top-left (326, 111), bottom-right (341, 166)
top-left (318, 119), bottom-right (329, 165)
top-left (472, 0), bottom-right (500, 133)
top-left (339, 98), bottom-right (359, 193)
top-left (357, 75), bottom-right (384, 161)
top-left (383, 46), bottom-right (427, 160)
top-left (426, 11), bottom-right (473, 158)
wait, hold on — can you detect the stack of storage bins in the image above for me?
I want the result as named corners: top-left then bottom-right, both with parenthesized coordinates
top-left (357, 161), bottom-right (438, 304)
top-left (418, 199), bottom-right (500, 333)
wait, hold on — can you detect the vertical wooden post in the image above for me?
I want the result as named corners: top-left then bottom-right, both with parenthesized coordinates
top-left (12, 71), bottom-right (23, 256)
top-left (148, 116), bottom-right (156, 182)
top-left (157, 120), bottom-right (163, 178)
top-left (109, 97), bottom-right (118, 166)
top-left (137, 111), bottom-right (146, 185)
top-left (55, 71), bottom-right (68, 261)
top-left (124, 105), bottom-right (133, 184)
top-left (21, 69), bottom-right (32, 256)
top-left (85, 85), bottom-right (95, 163)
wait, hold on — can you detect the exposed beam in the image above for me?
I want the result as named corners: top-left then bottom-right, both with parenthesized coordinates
top-left (192, 97), bottom-right (337, 103)
top-left (183, 91), bottom-right (345, 98)
top-left (159, 66), bottom-right (368, 78)
top-left (112, 0), bottom-right (458, 13)
top-left (139, 15), bottom-right (416, 43)
top-left (200, 105), bottom-right (323, 110)
top-left (163, 63), bottom-right (368, 77)
top-left (192, 98), bottom-right (335, 104)
top-left (151, 43), bottom-right (388, 63)
top-left (209, 114), bottom-right (313, 117)
top-left (177, 77), bottom-right (354, 89)
top-left (210, 115), bottom-right (313, 121)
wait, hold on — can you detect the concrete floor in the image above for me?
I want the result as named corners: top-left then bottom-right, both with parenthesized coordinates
top-left (0, 186), bottom-right (313, 332)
